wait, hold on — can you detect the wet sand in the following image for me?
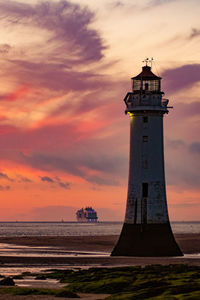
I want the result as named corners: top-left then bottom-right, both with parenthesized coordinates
top-left (0, 235), bottom-right (118, 252)
top-left (0, 233), bottom-right (199, 267)
top-left (0, 233), bottom-right (199, 253)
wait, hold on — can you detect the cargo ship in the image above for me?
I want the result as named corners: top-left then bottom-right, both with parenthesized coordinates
top-left (76, 207), bottom-right (98, 222)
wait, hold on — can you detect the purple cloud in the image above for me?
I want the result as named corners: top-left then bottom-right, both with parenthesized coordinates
top-left (175, 101), bottom-right (200, 117)
top-left (166, 101), bottom-right (200, 121)
top-left (17, 175), bottom-right (32, 183)
top-left (189, 28), bottom-right (200, 39)
top-left (0, 172), bottom-right (13, 182)
top-left (0, 0), bottom-right (110, 95)
top-left (6, 59), bottom-right (109, 92)
top-left (148, 0), bottom-right (175, 7)
top-left (40, 175), bottom-right (71, 189)
top-left (87, 175), bottom-right (120, 186)
top-left (0, 117), bottom-right (128, 187)
top-left (189, 142), bottom-right (200, 155)
top-left (57, 181), bottom-right (71, 190)
top-left (24, 151), bottom-right (126, 186)
top-left (165, 140), bottom-right (200, 189)
top-left (111, 0), bottom-right (176, 11)
top-left (0, 1), bottom-right (105, 63)
top-left (54, 177), bottom-right (70, 189)
top-left (162, 64), bottom-right (200, 93)
top-left (40, 176), bottom-right (54, 183)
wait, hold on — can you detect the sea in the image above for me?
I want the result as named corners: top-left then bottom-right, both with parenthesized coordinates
top-left (0, 221), bottom-right (199, 236)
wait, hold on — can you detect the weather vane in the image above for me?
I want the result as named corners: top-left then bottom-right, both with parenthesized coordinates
top-left (142, 57), bottom-right (154, 67)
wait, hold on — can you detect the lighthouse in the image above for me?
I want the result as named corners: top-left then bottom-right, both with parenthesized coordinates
top-left (111, 59), bottom-right (183, 256)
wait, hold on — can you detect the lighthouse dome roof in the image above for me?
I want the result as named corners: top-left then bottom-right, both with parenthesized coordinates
top-left (132, 66), bottom-right (161, 81)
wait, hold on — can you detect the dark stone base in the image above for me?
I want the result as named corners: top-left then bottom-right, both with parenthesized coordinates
top-left (111, 223), bottom-right (183, 257)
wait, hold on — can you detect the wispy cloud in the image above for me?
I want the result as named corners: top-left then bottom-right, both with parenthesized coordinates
top-left (0, 0), bottom-right (110, 118)
top-left (110, 0), bottom-right (176, 11)
top-left (17, 175), bottom-right (32, 183)
top-left (0, 172), bottom-right (13, 182)
top-left (189, 28), bottom-right (200, 39)
top-left (0, 44), bottom-right (11, 54)
top-left (148, 0), bottom-right (176, 7)
top-left (29, 150), bottom-right (126, 186)
top-left (0, 0), bottom-right (117, 132)
top-left (0, 0), bottom-right (105, 63)
top-left (162, 64), bottom-right (200, 93)
top-left (40, 176), bottom-right (54, 183)
top-left (40, 175), bottom-right (71, 189)
top-left (3, 85), bottom-right (30, 102)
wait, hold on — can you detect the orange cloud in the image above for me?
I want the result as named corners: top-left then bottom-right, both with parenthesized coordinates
top-left (5, 85), bottom-right (30, 102)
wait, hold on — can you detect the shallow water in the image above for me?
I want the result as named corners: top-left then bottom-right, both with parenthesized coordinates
top-left (0, 243), bottom-right (108, 257)
top-left (15, 277), bottom-right (65, 288)
top-left (0, 221), bottom-right (199, 237)
top-left (0, 266), bottom-right (75, 276)
top-left (0, 252), bottom-right (200, 278)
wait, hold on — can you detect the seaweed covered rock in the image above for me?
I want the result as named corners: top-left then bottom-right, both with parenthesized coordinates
top-left (0, 277), bottom-right (15, 286)
top-left (55, 289), bottom-right (80, 298)
top-left (35, 275), bottom-right (47, 280)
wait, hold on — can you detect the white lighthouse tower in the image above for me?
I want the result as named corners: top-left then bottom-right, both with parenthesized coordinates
top-left (111, 59), bottom-right (182, 256)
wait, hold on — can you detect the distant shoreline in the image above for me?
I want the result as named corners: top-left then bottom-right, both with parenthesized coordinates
top-left (0, 221), bottom-right (199, 223)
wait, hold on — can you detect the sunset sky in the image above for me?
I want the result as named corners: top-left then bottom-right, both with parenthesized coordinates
top-left (0, 0), bottom-right (199, 221)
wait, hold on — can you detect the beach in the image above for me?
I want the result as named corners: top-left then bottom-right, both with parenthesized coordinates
top-left (0, 233), bottom-right (199, 267)
top-left (0, 233), bottom-right (199, 299)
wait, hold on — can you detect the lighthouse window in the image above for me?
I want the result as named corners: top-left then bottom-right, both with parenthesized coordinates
top-left (143, 135), bottom-right (148, 142)
top-left (143, 116), bottom-right (148, 123)
top-left (142, 158), bottom-right (148, 169)
top-left (142, 183), bottom-right (148, 197)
